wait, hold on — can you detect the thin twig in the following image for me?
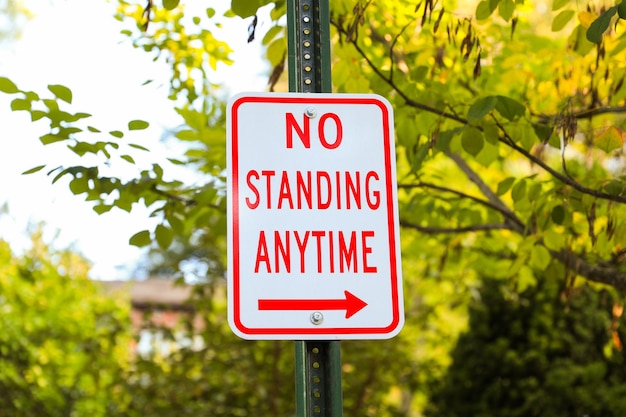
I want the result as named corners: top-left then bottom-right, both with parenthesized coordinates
top-left (400, 219), bottom-right (513, 233)
top-left (398, 180), bottom-right (524, 230)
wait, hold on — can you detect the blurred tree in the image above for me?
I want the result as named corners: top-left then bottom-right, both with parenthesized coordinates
top-left (426, 277), bottom-right (626, 417)
top-left (0, 0), bottom-right (31, 42)
top-left (0, 229), bottom-right (132, 417)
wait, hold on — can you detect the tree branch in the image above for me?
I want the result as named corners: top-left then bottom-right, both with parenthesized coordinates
top-left (335, 16), bottom-right (626, 206)
top-left (534, 105), bottom-right (626, 122)
top-left (330, 18), bottom-right (468, 125)
top-left (446, 152), bottom-right (526, 233)
top-left (493, 120), bottom-right (626, 204)
top-left (554, 249), bottom-right (626, 291)
top-left (332, 12), bottom-right (626, 290)
top-left (400, 219), bottom-right (514, 234)
top-left (150, 185), bottom-right (221, 210)
top-left (398, 180), bottom-right (525, 231)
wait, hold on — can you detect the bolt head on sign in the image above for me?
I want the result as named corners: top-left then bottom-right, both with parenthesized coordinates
top-left (226, 92), bottom-right (404, 340)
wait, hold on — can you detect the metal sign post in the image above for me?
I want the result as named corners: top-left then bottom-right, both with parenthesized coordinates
top-left (286, 1), bottom-right (342, 416)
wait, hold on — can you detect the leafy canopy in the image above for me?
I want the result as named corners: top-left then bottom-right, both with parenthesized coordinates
top-left (2, 0), bottom-right (626, 414)
top-left (0, 230), bottom-right (131, 417)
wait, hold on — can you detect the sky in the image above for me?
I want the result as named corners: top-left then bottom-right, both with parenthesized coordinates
top-left (0, 0), bottom-right (267, 280)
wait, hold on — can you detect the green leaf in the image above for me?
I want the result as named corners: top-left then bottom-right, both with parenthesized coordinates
top-left (70, 112), bottom-right (91, 121)
top-left (517, 266), bottom-right (537, 292)
top-left (619, 0), bottom-right (626, 19)
top-left (495, 96), bottom-right (526, 120)
top-left (262, 25), bottom-right (284, 46)
top-left (175, 129), bottom-right (199, 141)
top-left (109, 131), bottom-right (124, 139)
top-left (30, 110), bottom-right (46, 121)
top-left (69, 177), bottom-right (89, 195)
top-left (568, 24), bottom-right (595, 54)
top-left (594, 126), bottom-right (624, 153)
top-left (532, 123), bottom-right (554, 144)
top-left (163, 0), bottom-right (179, 10)
top-left (552, 10), bottom-right (575, 31)
top-left (586, 7), bottom-right (617, 44)
top-left (527, 182), bottom-right (542, 202)
top-left (551, 205), bottom-right (566, 224)
top-left (530, 245), bottom-right (551, 270)
top-left (128, 119), bottom-right (149, 130)
top-left (10, 98), bottom-right (30, 111)
top-left (496, 177), bottom-right (516, 195)
top-left (468, 96), bottom-right (498, 122)
top-left (155, 224), bottom-right (174, 249)
top-left (511, 179), bottom-right (527, 202)
top-left (167, 215), bottom-right (185, 234)
top-left (552, 0), bottom-right (569, 11)
top-left (434, 129), bottom-right (459, 152)
top-left (498, 0), bottom-right (515, 21)
top-left (267, 38), bottom-right (286, 66)
top-left (475, 139), bottom-right (499, 166)
top-left (92, 204), bottom-right (112, 215)
top-left (0, 77), bottom-right (18, 94)
top-left (129, 143), bottom-right (150, 151)
top-left (509, 123), bottom-right (537, 150)
top-left (544, 228), bottom-right (566, 251)
top-left (39, 134), bottom-right (65, 145)
top-left (22, 165), bottom-right (46, 175)
top-left (88, 126), bottom-right (101, 133)
top-left (93, 204), bottom-right (113, 214)
top-left (47, 84), bottom-right (72, 104)
top-left (483, 124), bottom-right (500, 144)
top-left (476, 0), bottom-right (495, 19)
top-left (231, 0), bottom-right (268, 18)
top-left (129, 230), bottom-right (152, 247)
top-left (603, 179), bottom-right (625, 196)
top-left (43, 98), bottom-right (58, 111)
top-left (121, 155), bottom-right (135, 164)
top-left (461, 127), bottom-right (484, 156)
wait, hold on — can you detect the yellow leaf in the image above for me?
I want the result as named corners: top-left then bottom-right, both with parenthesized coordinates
top-left (594, 126), bottom-right (625, 153)
top-left (578, 11), bottom-right (597, 29)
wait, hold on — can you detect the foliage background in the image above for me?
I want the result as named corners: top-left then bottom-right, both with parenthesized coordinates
top-left (2, 0), bottom-right (626, 416)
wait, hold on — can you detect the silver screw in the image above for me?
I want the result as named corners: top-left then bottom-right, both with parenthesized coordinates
top-left (303, 16), bottom-right (311, 23)
top-left (310, 312), bottom-right (324, 325)
top-left (305, 107), bottom-right (317, 118)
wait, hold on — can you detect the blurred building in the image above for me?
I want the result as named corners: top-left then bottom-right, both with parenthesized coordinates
top-left (100, 279), bottom-right (203, 355)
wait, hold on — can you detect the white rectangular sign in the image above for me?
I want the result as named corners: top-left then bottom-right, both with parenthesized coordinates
top-left (227, 92), bottom-right (403, 340)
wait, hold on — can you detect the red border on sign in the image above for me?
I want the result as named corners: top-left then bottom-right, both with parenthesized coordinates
top-left (229, 95), bottom-right (400, 336)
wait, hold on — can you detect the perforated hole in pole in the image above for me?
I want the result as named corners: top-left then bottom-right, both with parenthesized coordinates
top-left (310, 344), bottom-right (324, 415)
top-left (300, 0), bottom-right (315, 92)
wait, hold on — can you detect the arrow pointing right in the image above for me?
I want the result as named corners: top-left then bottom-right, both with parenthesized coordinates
top-left (258, 290), bottom-right (368, 319)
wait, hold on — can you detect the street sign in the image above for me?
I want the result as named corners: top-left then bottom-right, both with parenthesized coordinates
top-left (227, 92), bottom-right (403, 340)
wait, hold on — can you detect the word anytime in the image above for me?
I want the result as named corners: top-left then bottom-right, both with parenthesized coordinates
top-left (254, 230), bottom-right (377, 274)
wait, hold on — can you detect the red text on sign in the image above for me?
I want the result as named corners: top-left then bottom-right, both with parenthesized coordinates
top-left (286, 112), bottom-right (343, 149)
top-left (254, 230), bottom-right (378, 274)
top-left (245, 170), bottom-right (381, 210)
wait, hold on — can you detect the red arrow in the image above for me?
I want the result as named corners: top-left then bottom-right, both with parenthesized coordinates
top-left (258, 291), bottom-right (367, 319)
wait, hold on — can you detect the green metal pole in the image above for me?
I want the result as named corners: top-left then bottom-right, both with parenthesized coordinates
top-left (287, 1), bottom-right (342, 417)
top-left (287, 0), bottom-right (332, 94)
top-left (295, 341), bottom-right (343, 417)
